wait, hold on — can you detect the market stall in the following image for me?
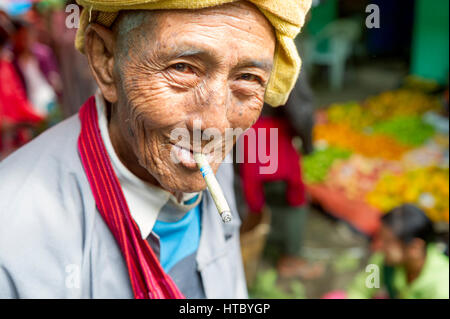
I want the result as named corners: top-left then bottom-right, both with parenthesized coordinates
top-left (303, 80), bottom-right (449, 236)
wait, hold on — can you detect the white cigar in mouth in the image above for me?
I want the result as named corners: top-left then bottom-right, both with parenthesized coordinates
top-left (194, 153), bottom-right (232, 224)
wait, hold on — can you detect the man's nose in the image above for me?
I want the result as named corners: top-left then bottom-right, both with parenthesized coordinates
top-left (188, 80), bottom-right (231, 134)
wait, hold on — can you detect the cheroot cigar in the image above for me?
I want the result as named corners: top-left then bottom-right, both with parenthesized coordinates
top-left (194, 153), bottom-right (232, 224)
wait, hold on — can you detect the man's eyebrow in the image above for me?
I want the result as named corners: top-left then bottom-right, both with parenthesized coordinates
top-left (158, 45), bottom-right (273, 71)
top-left (159, 45), bottom-right (214, 61)
top-left (157, 45), bottom-right (218, 65)
top-left (234, 59), bottom-right (273, 72)
top-left (173, 48), bottom-right (210, 59)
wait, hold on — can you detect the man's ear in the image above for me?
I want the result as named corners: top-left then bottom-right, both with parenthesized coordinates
top-left (84, 23), bottom-right (117, 103)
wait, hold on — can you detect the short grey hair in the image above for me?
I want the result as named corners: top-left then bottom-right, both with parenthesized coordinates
top-left (112, 10), bottom-right (157, 60)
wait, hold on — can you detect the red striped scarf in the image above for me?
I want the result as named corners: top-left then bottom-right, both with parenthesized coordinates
top-left (77, 97), bottom-right (185, 299)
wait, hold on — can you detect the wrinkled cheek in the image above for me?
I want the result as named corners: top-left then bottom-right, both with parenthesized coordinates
top-left (126, 119), bottom-right (152, 167)
top-left (229, 98), bottom-right (264, 131)
top-left (119, 90), bottom-right (180, 166)
top-left (210, 99), bottom-right (263, 161)
top-left (119, 106), bottom-right (154, 167)
top-left (123, 76), bottom-right (187, 127)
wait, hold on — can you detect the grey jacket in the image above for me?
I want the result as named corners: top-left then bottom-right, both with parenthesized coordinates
top-left (0, 115), bottom-right (247, 299)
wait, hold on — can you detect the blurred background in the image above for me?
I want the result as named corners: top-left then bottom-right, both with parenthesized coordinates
top-left (0, 0), bottom-right (449, 299)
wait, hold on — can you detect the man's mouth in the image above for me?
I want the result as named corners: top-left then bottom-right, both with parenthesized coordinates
top-left (171, 144), bottom-right (215, 170)
top-left (172, 144), bottom-right (196, 169)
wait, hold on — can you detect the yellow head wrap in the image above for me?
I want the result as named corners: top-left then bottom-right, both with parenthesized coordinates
top-left (75, 0), bottom-right (312, 106)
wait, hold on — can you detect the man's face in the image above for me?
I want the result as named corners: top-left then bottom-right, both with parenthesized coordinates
top-left (111, 2), bottom-right (275, 193)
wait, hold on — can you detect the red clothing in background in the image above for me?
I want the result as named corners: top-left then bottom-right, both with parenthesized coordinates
top-left (0, 58), bottom-right (43, 123)
top-left (239, 116), bottom-right (307, 213)
top-left (0, 57), bottom-right (43, 151)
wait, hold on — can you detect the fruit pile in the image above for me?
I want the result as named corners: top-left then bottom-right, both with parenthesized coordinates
top-left (326, 155), bottom-right (403, 200)
top-left (304, 86), bottom-right (448, 224)
top-left (402, 139), bottom-right (448, 169)
top-left (302, 147), bottom-right (352, 184)
top-left (327, 102), bottom-right (374, 130)
top-left (364, 89), bottom-right (441, 120)
top-left (366, 167), bottom-right (449, 223)
top-left (326, 89), bottom-right (441, 131)
top-left (313, 123), bottom-right (410, 160)
top-left (372, 115), bottom-right (436, 147)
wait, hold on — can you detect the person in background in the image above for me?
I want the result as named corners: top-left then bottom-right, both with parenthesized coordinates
top-left (11, 18), bottom-right (61, 118)
top-left (240, 68), bottom-right (324, 280)
top-left (47, 1), bottom-right (97, 117)
top-left (0, 10), bottom-right (43, 156)
top-left (346, 204), bottom-right (449, 299)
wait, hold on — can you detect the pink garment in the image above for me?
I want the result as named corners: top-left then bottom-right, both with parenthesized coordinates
top-left (322, 291), bottom-right (348, 299)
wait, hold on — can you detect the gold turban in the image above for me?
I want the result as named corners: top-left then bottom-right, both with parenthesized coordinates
top-left (75, 0), bottom-right (312, 106)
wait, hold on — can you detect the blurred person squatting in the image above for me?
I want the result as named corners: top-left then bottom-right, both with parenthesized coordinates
top-left (0, 0), bottom-right (312, 298)
top-left (327, 204), bottom-right (449, 299)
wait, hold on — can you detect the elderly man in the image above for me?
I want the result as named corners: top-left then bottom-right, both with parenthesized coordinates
top-left (0, 0), bottom-right (311, 299)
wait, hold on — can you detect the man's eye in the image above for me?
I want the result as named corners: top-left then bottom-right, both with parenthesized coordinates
top-left (239, 73), bottom-right (262, 83)
top-left (171, 63), bottom-right (193, 73)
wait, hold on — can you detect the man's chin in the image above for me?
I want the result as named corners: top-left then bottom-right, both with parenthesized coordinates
top-left (145, 156), bottom-right (224, 194)
top-left (156, 172), bottom-right (207, 195)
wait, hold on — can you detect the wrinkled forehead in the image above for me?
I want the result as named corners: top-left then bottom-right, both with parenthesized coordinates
top-left (115, 2), bottom-right (273, 34)
top-left (113, 2), bottom-right (275, 61)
